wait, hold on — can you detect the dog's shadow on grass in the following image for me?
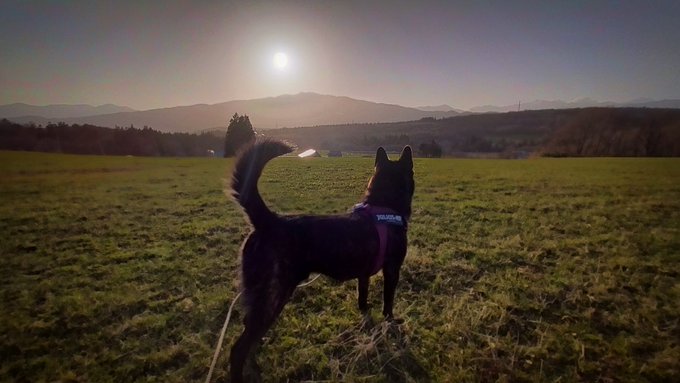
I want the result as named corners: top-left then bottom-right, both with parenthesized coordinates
top-left (325, 313), bottom-right (431, 382)
top-left (242, 314), bottom-right (431, 383)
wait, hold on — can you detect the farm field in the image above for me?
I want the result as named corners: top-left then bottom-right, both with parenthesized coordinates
top-left (1, 151), bottom-right (679, 382)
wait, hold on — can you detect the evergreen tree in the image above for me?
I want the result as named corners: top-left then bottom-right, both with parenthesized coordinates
top-left (224, 113), bottom-right (256, 157)
top-left (418, 139), bottom-right (442, 158)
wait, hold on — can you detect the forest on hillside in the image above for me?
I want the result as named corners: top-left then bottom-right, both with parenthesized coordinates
top-left (540, 108), bottom-right (680, 156)
top-left (265, 108), bottom-right (680, 157)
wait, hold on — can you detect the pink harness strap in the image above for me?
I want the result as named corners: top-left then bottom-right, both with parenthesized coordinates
top-left (372, 222), bottom-right (388, 275)
top-left (354, 204), bottom-right (405, 275)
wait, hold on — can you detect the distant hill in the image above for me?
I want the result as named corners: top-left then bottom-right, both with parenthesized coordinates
top-left (469, 98), bottom-right (680, 113)
top-left (4, 107), bottom-right (679, 157)
top-left (0, 103), bottom-right (135, 119)
top-left (415, 104), bottom-right (466, 113)
top-left (6, 93), bottom-right (462, 133)
top-left (626, 99), bottom-right (680, 109)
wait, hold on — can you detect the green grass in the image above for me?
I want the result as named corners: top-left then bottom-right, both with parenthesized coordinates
top-left (1, 151), bottom-right (679, 382)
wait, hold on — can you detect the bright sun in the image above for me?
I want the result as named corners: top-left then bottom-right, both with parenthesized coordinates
top-left (273, 52), bottom-right (288, 69)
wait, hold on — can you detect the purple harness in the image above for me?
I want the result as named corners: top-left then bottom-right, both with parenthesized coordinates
top-left (353, 203), bottom-right (406, 275)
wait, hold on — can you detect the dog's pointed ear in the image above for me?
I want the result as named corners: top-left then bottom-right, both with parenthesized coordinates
top-left (375, 147), bottom-right (389, 167)
top-left (399, 146), bottom-right (413, 168)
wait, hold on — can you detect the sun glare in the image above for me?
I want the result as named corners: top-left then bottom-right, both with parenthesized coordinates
top-left (273, 52), bottom-right (288, 69)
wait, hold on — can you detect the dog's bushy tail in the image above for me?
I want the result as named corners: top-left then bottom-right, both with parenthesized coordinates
top-left (231, 139), bottom-right (293, 230)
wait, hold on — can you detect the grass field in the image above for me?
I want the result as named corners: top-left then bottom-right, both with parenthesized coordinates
top-left (1, 151), bottom-right (679, 382)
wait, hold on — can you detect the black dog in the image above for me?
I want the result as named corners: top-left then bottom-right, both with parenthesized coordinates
top-left (229, 140), bottom-right (414, 382)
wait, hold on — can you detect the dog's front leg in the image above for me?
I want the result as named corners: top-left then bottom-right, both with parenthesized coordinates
top-left (357, 275), bottom-right (369, 313)
top-left (382, 267), bottom-right (399, 319)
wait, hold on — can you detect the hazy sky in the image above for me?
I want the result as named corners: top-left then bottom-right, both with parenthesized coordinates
top-left (1, 0), bottom-right (679, 110)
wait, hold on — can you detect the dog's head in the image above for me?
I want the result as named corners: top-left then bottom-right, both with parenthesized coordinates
top-left (365, 146), bottom-right (415, 219)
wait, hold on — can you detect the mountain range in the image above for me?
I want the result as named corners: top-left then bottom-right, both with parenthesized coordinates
top-left (1, 93), bottom-right (462, 133)
top-left (2, 94), bottom-right (679, 133)
top-left (0, 103), bottom-right (135, 119)
top-left (469, 98), bottom-right (680, 113)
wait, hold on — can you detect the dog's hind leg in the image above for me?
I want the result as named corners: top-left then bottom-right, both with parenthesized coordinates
top-left (229, 279), bottom-right (297, 383)
top-left (357, 275), bottom-right (369, 313)
top-left (229, 314), bottom-right (262, 383)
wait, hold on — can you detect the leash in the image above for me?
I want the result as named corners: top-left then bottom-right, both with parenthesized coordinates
top-left (205, 273), bottom-right (322, 383)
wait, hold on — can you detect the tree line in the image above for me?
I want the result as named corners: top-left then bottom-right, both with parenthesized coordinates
top-left (0, 119), bottom-right (223, 157)
top-left (540, 108), bottom-right (680, 156)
